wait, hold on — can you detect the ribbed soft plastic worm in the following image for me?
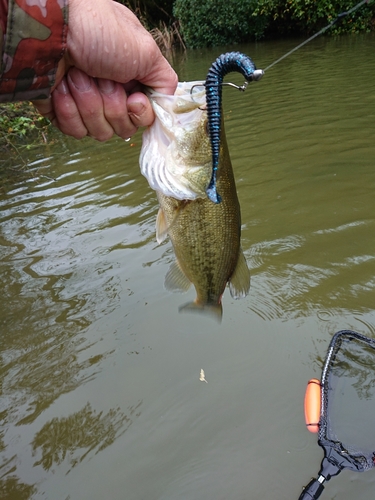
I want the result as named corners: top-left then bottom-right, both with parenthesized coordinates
top-left (205, 52), bottom-right (263, 203)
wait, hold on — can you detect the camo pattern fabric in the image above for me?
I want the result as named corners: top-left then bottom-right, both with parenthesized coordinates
top-left (0, 0), bottom-right (68, 102)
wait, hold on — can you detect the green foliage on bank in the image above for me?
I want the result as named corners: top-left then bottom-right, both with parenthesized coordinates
top-left (116, 0), bottom-right (374, 48)
top-left (0, 102), bottom-right (53, 168)
top-left (0, 102), bottom-right (48, 138)
top-left (174, 0), bottom-right (268, 48)
top-left (254, 0), bottom-right (375, 37)
top-left (173, 0), bottom-right (374, 48)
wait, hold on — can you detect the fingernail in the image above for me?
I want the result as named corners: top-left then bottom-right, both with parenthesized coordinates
top-left (69, 68), bottom-right (91, 91)
top-left (56, 78), bottom-right (69, 95)
top-left (98, 79), bottom-right (115, 95)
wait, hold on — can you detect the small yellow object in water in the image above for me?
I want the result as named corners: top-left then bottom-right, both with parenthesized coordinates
top-left (199, 369), bottom-right (208, 383)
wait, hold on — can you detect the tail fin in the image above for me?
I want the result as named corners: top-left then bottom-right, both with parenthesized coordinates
top-left (179, 301), bottom-right (223, 322)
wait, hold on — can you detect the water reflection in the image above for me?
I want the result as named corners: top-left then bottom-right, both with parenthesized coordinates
top-left (0, 475), bottom-right (36, 500)
top-left (1, 428), bottom-right (36, 500)
top-left (31, 402), bottom-right (141, 472)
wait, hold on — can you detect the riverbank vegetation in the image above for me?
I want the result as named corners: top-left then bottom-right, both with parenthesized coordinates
top-left (123, 0), bottom-right (374, 48)
top-left (1, 0), bottom-right (374, 150)
top-left (0, 102), bottom-right (53, 169)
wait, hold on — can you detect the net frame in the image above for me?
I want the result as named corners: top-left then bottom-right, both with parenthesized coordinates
top-left (319, 330), bottom-right (375, 473)
top-left (298, 329), bottom-right (375, 499)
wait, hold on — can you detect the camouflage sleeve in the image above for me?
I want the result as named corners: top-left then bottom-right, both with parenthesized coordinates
top-left (0, 0), bottom-right (68, 102)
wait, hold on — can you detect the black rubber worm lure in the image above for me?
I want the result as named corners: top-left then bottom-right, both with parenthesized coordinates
top-left (205, 52), bottom-right (263, 203)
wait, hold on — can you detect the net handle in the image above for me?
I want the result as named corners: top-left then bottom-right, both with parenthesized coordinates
top-left (298, 454), bottom-right (343, 499)
top-left (298, 477), bottom-right (325, 500)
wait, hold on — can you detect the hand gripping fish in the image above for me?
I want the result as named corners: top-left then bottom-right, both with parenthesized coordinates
top-left (140, 52), bottom-right (263, 321)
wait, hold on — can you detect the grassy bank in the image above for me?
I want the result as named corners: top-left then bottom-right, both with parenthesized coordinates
top-left (0, 101), bottom-right (54, 169)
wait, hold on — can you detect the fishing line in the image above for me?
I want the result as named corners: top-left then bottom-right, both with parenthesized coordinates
top-left (263, 0), bottom-right (371, 72)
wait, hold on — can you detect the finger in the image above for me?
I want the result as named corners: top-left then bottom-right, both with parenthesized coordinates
top-left (67, 68), bottom-right (114, 141)
top-left (51, 78), bottom-right (88, 139)
top-left (97, 79), bottom-right (138, 139)
top-left (32, 96), bottom-right (54, 122)
top-left (127, 92), bottom-right (155, 128)
top-left (32, 59), bottom-right (74, 124)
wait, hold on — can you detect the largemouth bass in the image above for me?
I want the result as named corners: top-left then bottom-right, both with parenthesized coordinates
top-left (140, 53), bottom-right (262, 320)
top-left (140, 82), bottom-right (249, 320)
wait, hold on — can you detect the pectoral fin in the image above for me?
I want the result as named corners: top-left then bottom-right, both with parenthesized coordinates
top-left (156, 207), bottom-right (169, 244)
top-left (156, 202), bottom-right (186, 244)
top-left (165, 261), bottom-right (191, 293)
top-left (229, 249), bottom-right (250, 299)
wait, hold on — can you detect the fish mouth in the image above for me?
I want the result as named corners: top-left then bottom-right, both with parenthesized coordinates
top-left (140, 82), bottom-right (212, 200)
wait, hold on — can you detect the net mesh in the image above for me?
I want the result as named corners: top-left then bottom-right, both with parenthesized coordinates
top-left (318, 330), bottom-right (375, 472)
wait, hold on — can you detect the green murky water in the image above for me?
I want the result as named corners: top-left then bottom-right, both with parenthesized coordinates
top-left (1, 34), bottom-right (375, 499)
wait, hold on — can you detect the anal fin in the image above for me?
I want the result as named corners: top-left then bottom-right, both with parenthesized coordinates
top-left (229, 249), bottom-right (250, 299)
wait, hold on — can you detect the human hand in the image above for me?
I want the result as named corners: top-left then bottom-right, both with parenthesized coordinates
top-left (33, 0), bottom-right (178, 141)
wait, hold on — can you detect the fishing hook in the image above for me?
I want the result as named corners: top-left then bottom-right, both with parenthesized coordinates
top-left (190, 81), bottom-right (249, 98)
top-left (190, 80), bottom-right (250, 110)
top-left (190, 70), bottom-right (263, 101)
top-left (222, 81), bottom-right (248, 91)
top-left (190, 80), bottom-right (249, 111)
